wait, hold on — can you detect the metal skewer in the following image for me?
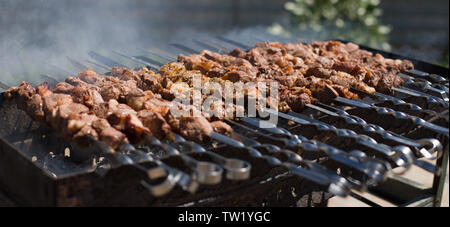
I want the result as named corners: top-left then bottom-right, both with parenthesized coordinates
top-left (201, 37), bottom-right (449, 105)
top-left (79, 54), bottom-right (224, 186)
top-left (84, 53), bottom-right (354, 195)
top-left (108, 50), bottom-right (373, 183)
top-left (143, 133), bottom-right (224, 185)
top-left (40, 69), bottom-right (193, 196)
top-left (228, 130), bottom-right (365, 191)
top-left (167, 41), bottom-right (448, 137)
top-left (208, 131), bottom-right (350, 196)
top-left (170, 132), bottom-right (251, 181)
top-left (115, 48), bottom-right (416, 173)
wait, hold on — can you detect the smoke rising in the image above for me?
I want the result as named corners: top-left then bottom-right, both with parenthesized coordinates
top-left (1, 0), bottom-right (270, 86)
top-left (0, 0), bottom-right (159, 85)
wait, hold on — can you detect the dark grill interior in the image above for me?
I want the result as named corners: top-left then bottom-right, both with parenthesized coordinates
top-left (0, 33), bottom-right (448, 207)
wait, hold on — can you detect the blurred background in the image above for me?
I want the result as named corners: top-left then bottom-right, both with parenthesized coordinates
top-left (0, 0), bottom-right (448, 84)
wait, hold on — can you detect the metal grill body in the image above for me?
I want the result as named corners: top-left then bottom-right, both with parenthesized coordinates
top-left (0, 34), bottom-right (448, 207)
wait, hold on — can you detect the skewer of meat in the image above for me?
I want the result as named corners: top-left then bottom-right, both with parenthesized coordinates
top-left (161, 50), bottom-right (356, 112)
top-left (193, 40), bottom-right (447, 118)
top-left (4, 82), bottom-right (211, 195)
top-left (136, 44), bottom-right (448, 138)
top-left (228, 41), bottom-right (412, 94)
top-left (53, 68), bottom-right (233, 142)
top-left (4, 82), bottom-right (129, 149)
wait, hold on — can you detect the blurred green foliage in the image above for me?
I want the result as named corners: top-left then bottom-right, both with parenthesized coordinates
top-left (438, 51), bottom-right (449, 68)
top-left (269, 0), bottom-right (392, 50)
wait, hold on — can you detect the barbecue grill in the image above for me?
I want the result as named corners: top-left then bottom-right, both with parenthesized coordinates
top-left (0, 33), bottom-right (448, 207)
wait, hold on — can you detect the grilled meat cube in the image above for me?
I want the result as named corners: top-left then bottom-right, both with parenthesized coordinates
top-left (178, 116), bottom-right (213, 142)
top-left (65, 76), bottom-right (91, 87)
top-left (375, 73), bottom-right (405, 94)
top-left (137, 110), bottom-right (171, 139)
top-left (202, 50), bottom-right (258, 76)
top-left (178, 54), bottom-right (223, 76)
top-left (246, 45), bottom-right (270, 67)
top-left (95, 99), bottom-right (150, 144)
top-left (92, 99), bottom-right (119, 118)
top-left (72, 125), bottom-right (99, 148)
top-left (53, 82), bottom-right (75, 94)
top-left (42, 94), bottom-right (74, 127)
top-left (280, 41), bottom-right (410, 94)
top-left (273, 72), bottom-right (303, 87)
top-left (64, 113), bottom-right (97, 138)
top-left (74, 68), bottom-right (139, 102)
top-left (71, 84), bottom-right (105, 107)
top-left (284, 92), bottom-right (312, 112)
top-left (283, 42), bottom-right (315, 59)
top-left (330, 85), bottom-right (358, 100)
top-left (229, 48), bottom-right (247, 59)
top-left (296, 76), bottom-right (355, 102)
top-left (369, 53), bottom-right (413, 73)
top-left (313, 84), bottom-right (340, 103)
top-left (305, 65), bottom-right (334, 79)
top-left (99, 84), bottom-right (122, 101)
top-left (25, 94), bottom-right (46, 124)
top-left (330, 72), bottom-right (376, 94)
top-left (112, 66), bottom-right (175, 101)
top-left (142, 98), bottom-right (172, 117)
top-left (56, 103), bottom-right (90, 131)
top-left (159, 62), bottom-right (186, 77)
top-left (6, 82), bottom-right (127, 149)
top-left (111, 67), bottom-right (139, 82)
top-left (210, 121), bottom-right (233, 135)
top-left (67, 114), bottom-right (127, 149)
top-left (247, 42), bottom-right (306, 70)
top-left (77, 68), bottom-right (105, 84)
top-left (332, 61), bottom-right (368, 80)
top-left (92, 118), bottom-right (129, 148)
top-left (98, 80), bottom-right (137, 102)
top-left (281, 87), bottom-right (313, 112)
top-left (222, 70), bottom-right (253, 83)
top-left (5, 81), bottom-right (37, 110)
top-left (126, 90), bottom-right (153, 111)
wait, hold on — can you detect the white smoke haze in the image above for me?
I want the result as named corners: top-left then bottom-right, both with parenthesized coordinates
top-left (0, 0), bottom-right (283, 86)
top-left (0, 0), bottom-right (146, 85)
top-left (1, 0), bottom-right (447, 88)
